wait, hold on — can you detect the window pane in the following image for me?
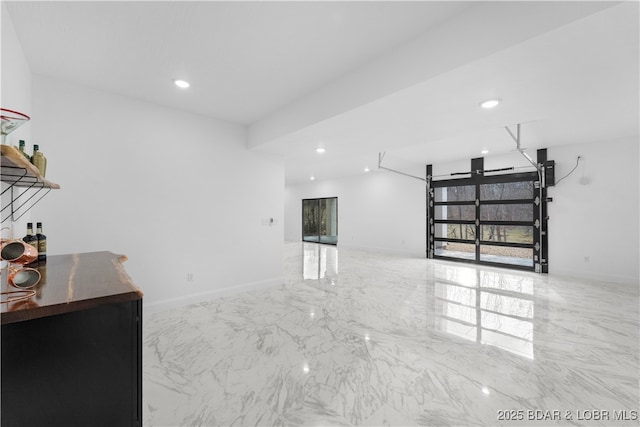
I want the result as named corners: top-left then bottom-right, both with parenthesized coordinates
top-left (302, 199), bottom-right (319, 242)
top-left (480, 204), bottom-right (533, 222)
top-left (480, 225), bottom-right (534, 244)
top-left (480, 246), bottom-right (533, 267)
top-left (435, 185), bottom-right (476, 202)
top-left (435, 242), bottom-right (475, 260)
top-left (480, 182), bottom-right (534, 200)
top-left (434, 205), bottom-right (475, 221)
top-left (434, 223), bottom-right (476, 240)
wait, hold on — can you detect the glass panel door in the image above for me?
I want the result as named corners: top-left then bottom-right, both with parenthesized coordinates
top-left (302, 199), bottom-right (320, 243)
top-left (319, 198), bottom-right (338, 244)
top-left (302, 197), bottom-right (338, 245)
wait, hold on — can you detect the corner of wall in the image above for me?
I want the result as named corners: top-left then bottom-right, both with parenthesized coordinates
top-left (1, 2), bottom-right (33, 235)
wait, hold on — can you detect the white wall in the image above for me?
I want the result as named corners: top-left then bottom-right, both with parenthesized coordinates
top-left (547, 137), bottom-right (638, 284)
top-left (31, 75), bottom-right (285, 308)
top-left (285, 166), bottom-right (426, 257)
top-left (1, 4), bottom-right (31, 137)
top-left (1, 3), bottom-right (33, 237)
top-left (286, 138), bottom-right (639, 284)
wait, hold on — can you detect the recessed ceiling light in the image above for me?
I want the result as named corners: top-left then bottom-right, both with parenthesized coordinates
top-left (310, 176), bottom-right (315, 181)
top-left (482, 387), bottom-right (490, 395)
top-left (316, 148), bottom-right (326, 154)
top-left (481, 149), bottom-right (489, 155)
top-left (480, 98), bottom-right (501, 109)
top-left (174, 79), bottom-right (190, 89)
top-left (364, 167), bottom-right (370, 172)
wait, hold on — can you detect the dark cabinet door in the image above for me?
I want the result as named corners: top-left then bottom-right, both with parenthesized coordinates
top-left (1, 299), bottom-right (142, 427)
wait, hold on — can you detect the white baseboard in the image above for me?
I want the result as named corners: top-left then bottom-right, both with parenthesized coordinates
top-left (143, 276), bottom-right (284, 313)
top-left (338, 242), bottom-right (425, 258)
top-left (549, 268), bottom-right (638, 286)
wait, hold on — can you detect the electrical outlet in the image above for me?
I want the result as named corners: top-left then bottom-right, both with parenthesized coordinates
top-left (187, 272), bottom-right (194, 282)
top-left (262, 217), bottom-right (277, 226)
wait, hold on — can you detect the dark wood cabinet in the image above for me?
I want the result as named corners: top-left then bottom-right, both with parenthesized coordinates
top-left (1, 252), bottom-right (143, 427)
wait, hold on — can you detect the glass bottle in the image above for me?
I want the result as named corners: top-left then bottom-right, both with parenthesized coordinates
top-left (23, 222), bottom-right (37, 249)
top-left (31, 144), bottom-right (47, 177)
top-left (23, 222), bottom-right (38, 266)
top-left (36, 222), bottom-right (46, 264)
top-left (18, 140), bottom-right (30, 161)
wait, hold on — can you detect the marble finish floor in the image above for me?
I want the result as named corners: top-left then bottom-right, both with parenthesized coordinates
top-left (144, 242), bottom-right (639, 426)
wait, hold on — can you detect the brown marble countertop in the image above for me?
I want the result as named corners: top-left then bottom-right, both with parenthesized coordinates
top-left (1, 251), bottom-right (142, 325)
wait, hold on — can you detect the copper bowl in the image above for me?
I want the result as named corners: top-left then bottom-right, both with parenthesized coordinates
top-left (1, 240), bottom-right (38, 264)
top-left (8, 267), bottom-right (41, 289)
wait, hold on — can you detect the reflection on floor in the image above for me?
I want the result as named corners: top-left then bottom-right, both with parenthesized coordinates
top-left (302, 236), bottom-right (338, 245)
top-left (144, 242), bottom-right (639, 426)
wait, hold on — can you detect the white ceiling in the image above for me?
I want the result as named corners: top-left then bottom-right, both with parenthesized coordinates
top-left (6, 1), bottom-right (470, 124)
top-left (5, 1), bottom-right (639, 185)
top-left (278, 1), bottom-right (640, 182)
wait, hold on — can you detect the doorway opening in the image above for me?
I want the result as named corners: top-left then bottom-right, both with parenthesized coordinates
top-left (302, 197), bottom-right (338, 245)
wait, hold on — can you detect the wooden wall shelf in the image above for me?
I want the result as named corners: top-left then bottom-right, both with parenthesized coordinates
top-left (1, 144), bottom-right (60, 222)
top-left (1, 144), bottom-right (60, 189)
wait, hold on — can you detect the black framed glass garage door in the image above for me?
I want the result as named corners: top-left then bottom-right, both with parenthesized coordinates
top-left (427, 171), bottom-right (541, 271)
